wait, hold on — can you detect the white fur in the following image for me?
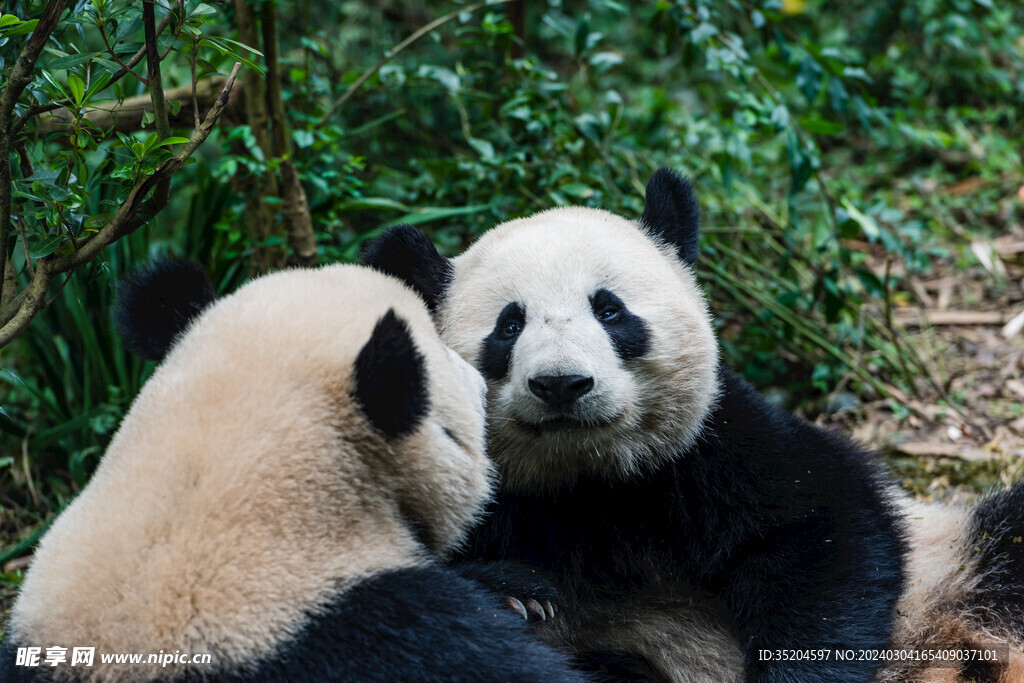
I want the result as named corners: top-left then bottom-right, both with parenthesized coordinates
top-left (8, 265), bottom-right (492, 681)
top-left (440, 206), bottom-right (719, 492)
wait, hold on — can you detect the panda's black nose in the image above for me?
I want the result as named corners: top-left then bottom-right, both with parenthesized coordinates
top-left (528, 375), bottom-right (595, 408)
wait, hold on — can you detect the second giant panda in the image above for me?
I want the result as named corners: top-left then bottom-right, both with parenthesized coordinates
top-left (364, 169), bottom-right (1024, 682)
top-left (0, 262), bottom-right (587, 682)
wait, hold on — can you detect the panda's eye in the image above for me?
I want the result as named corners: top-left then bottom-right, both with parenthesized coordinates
top-left (501, 320), bottom-right (522, 337)
top-left (597, 307), bottom-right (621, 322)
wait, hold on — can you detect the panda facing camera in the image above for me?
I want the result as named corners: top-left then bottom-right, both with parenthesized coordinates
top-left (366, 169), bottom-right (1024, 682)
top-left (0, 262), bottom-right (587, 682)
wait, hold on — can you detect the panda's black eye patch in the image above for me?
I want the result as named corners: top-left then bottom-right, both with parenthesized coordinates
top-left (478, 302), bottom-right (525, 381)
top-left (590, 288), bottom-right (650, 361)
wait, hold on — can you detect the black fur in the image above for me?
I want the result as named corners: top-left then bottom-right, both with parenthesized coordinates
top-left (353, 309), bottom-right (429, 438)
top-left (589, 288), bottom-right (650, 360)
top-left (969, 481), bottom-right (1024, 634)
top-left (0, 566), bottom-right (588, 682)
top-left (640, 168), bottom-right (701, 266)
top-left (479, 301), bottom-right (525, 381)
top-left (362, 225), bottom-right (454, 312)
top-left (113, 259), bottom-right (217, 361)
top-left (455, 367), bottom-right (907, 682)
top-left (455, 560), bottom-right (561, 606)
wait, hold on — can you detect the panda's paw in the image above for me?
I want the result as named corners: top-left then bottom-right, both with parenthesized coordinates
top-left (456, 560), bottom-right (560, 623)
top-left (505, 596), bottom-right (556, 622)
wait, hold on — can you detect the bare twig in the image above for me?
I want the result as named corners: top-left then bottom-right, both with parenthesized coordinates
top-left (317, 0), bottom-right (515, 128)
top-left (0, 64), bottom-right (242, 347)
top-left (98, 19), bottom-right (149, 86)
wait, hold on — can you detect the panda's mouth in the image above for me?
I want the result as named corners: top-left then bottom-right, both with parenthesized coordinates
top-left (518, 412), bottom-right (622, 434)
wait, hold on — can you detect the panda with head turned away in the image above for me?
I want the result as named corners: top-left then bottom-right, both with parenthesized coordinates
top-left (0, 261), bottom-right (588, 682)
top-left (364, 169), bottom-right (1024, 682)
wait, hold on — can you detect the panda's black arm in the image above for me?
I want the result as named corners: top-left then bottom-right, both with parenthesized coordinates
top-left (218, 565), bottom-right (590, 682)
top-left (691, 369), bottom-right (907, 682)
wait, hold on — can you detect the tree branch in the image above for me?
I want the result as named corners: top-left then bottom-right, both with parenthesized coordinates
top-left (261, 0), bottom-right (316, 267)
top-left (0, 0), bottom-right (70, 321)
top-left (0, 63), bottom-right (241, 348)
top-left (35, 76), bottom-right (244, 134)
top-left (143, 0), bottom-right (171, 143)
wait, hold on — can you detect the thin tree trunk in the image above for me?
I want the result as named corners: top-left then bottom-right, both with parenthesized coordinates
top-left (261, 0), bottom-right (316, 267)
top-left (234, 0), bottom-right (282, 275)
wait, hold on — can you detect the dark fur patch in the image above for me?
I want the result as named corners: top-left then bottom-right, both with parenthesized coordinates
top-left (213, 566), bottom-right (588, 682)
top-left (456, 367), bottom-right (907, 681)
top-left (639, 168), bottom-right (701, 266)
top-left (589, 288), bottom-right (650, 361)
top-left (353, 309), bottom-right (429, 438)
top-left (478, 302), bottom-right (525, 381)
top-left (113, 259), bottom-right (217, 361)
top-left (969, 481), bottom-right (1024, 631)
top-left (362, 225), bottom-right (454, 313)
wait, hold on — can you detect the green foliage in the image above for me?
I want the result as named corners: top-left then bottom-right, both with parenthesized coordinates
top-left (3, 0), bottom-right (1022, 536)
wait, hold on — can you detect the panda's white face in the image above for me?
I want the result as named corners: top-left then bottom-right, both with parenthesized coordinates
top-left (439, 207), bottom-right (719, 492)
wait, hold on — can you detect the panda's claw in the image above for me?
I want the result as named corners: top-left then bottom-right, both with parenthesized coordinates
top-left (505, 596), bottom-right (529, 620)
top-left (525, 599), bottom-right (546, 621)
top-left (544, 601), bottom-right (556, 619)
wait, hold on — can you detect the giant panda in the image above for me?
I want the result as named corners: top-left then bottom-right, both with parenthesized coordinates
top-left (0, 261), bottom-right (588, 682)
top-left (363, 169), bottom-right (1024, 682)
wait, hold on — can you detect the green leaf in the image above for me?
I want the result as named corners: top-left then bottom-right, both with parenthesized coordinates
top-left (39, 71), bottom-right (72, 101)
top-left (3, 19), bottom-right (38, 36)
top-left (189, 3), bottom-right (218, 16)
top-left (799, 117), bottom-right (843, 135)
top-left (83, 72), bottom-right (112, 103)
top-left (67, 74), bottom-right (85, 105)
top-left (49, 52), bottom-right (101, 70)
top-left (335, 197), bottom-right (410, 212)
top-left (560, 183), bottom-right (595, 199)
top-left (212, 37), bottom-right (264, 57)
top-left (29, 234), bottom-right (63, 258)
top-left (0, 14), bottom-right (20, 28)
top-left (158, 136), bottom-right (191, 147)
top-left (690, 23), bottom-right (719, 44)
top-left (770, 104), bottom-right (789, 129)
top-left (840, 198), bottom-right (880, 241)
top-left (796, 55), bottom-right (823, 101)
top-left (468, 137), bottom-right (495, 161)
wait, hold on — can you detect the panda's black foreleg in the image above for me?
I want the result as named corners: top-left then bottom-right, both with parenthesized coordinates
top-left (455, 560), bottom-right (559, 622)
top-left (718, 520), bottom-right (902, 683)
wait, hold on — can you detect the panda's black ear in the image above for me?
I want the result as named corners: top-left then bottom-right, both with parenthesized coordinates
top-left (113, 259), bottom-right (217, 362)
top-left (639, 168), bottom-right (701, 266)
top-left (362, 225), bottom-right (453, 313)
top-left (353, 309), bottom-right (429, 439)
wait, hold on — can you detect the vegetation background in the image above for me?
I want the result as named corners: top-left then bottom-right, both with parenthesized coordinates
top-left (0, 0), bottom-right (1022, 618)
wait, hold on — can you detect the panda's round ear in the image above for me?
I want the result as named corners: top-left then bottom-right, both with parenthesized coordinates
top-left (113, 259), bottom-right (217, 362)
top-left (639, 168), bottom-right (701, 266)
top-left (352, 308), bottom-right (429, 439)
top-left (362, 225), bottom-right (453, 313)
